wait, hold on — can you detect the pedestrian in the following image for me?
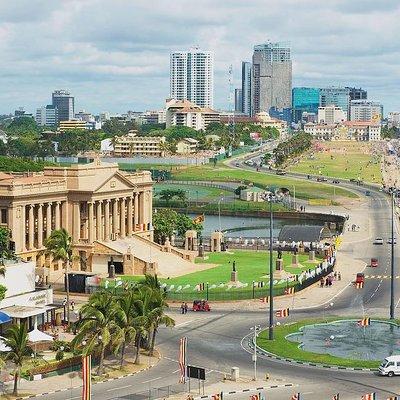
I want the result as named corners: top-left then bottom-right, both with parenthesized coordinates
top-left (184, 302), bottom-right (188, 314)
top-left (320, 278), bottom-right (324, 288)
top-left (180, 302), bottom-right (185, 315)
top-left (338, 272), bottom-right (342, 281)
top-left (71, 300), bottom-right (75, 312)
top-left (334, 271), bottom-right (337, 280)
top-left (325, 277), bottom-right (329, 287)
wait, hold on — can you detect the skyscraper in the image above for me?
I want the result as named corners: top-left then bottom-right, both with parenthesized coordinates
top-left (234, 89), bottom-right (243, 113)
top-left (52, 90), bottom-right (74, 123)
top-left (241, 61), bottom-right (252, 116)
top-left (347, 87), bottom-right (367, 101)
top-left (251, 41), bottom-right (292, 115)
top-left (292, 87), bottom-right (320, 123)
top-left (35, 105), bottom-right (58, 127)
top-left (170, 48), bottom-right (214, 108)
top-left (320, 87), bottom-right (350, 116)
top-left (349, 100), bottom-right (383, 122)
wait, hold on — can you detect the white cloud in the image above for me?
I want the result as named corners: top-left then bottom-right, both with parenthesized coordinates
top-left (0, 0), bottom-right (399, 113)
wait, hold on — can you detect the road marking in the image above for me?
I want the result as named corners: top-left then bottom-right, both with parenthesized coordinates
top-left (106, 385), bottom-right (132, 392)
top-left (172, 369), bottom-right (180, 374)
top-left (175, 320), bottom-right (194, 327)
top-left (141, 376), bottom-right (162, 384)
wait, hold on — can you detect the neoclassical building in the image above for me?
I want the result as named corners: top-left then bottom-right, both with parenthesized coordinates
top-left (0, 160), bottom-right (155, 279)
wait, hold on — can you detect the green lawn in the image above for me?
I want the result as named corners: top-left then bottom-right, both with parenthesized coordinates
top-left (171, 165), bottom-right (358, 201)
top-left (289, 151), bottom-right (381, 183)
top-left (154, 183), bottom-right (232, 202)
top-left (118, 163), bottom-right (186, 171)
top-left (257, 318), bottom-right (383, 369)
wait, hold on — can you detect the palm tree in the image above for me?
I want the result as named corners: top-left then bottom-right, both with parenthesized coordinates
top-left (43, 229), bottom-right (73, 324)
top-left (116, 291), bottom-right (137, 367)
top-left (141, 274), bottom-right (161, 290)
top-left (72, 291), bottom-right (123, 375)
top-left (3, 324), bottom-right (33, 395)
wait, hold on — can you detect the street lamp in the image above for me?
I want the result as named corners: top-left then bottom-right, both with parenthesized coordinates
top-left (390, 189), bottom-right (395, 320)
top-left (250, 325), bottom-right (261, 381)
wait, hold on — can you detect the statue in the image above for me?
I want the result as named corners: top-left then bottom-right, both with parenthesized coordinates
top-left (232, 260), bottom-right (236, 272)
top-left (277, 248), bottom-right (283, 260)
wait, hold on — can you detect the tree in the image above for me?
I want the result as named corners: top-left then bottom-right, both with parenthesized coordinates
top-left (157, 189), bottom-right (187, 205)
top-left (175, 214), bottom-right (202, 238)
top-left (102, 120), bottom-right (138, 136)
top-left (0, 226), bottom-right (14, 261)
top-left (234, 185), bottom-right (247, 196)
top-left (382, 126), bottom-right (398, 139)
top-left (72, 291), bottom-right (123, 375)
top-left (152, 209), bottom-right (178, 243)
top-left (5, 117), bottom-right (39, 136)
top-left (4, 324), bottom-right (33, 395)
top-left (43, 229), bottom-right (73, 324)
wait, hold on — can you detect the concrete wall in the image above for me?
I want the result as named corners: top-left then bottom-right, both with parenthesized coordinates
top-left (0, 260), bottom-right (36, 298)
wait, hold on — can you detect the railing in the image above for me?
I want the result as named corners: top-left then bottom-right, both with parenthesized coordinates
top-left (164, 180), bottom-right (236, 193)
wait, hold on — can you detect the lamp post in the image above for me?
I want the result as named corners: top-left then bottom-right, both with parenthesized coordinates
top-left (250, 325), bottom-right (261, 381)
top-left (218, 197), bottom-right (224, 232)
top-left (390, 189), bottom-right (395, 320)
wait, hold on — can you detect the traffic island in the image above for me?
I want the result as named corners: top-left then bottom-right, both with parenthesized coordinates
top-left (255, 318), bottom-right (400, 370)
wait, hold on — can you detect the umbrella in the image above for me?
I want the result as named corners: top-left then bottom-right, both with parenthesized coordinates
top-left (28, 328), bottom-right (53, 343)
top-left (0, 337), bottom-right (11, 352)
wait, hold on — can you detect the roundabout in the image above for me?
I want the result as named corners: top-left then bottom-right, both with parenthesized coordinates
top-left (256, 318), bottom-right (400, 369)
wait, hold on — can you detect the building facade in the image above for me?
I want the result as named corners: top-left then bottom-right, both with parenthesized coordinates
top-left (234, 89), bottom-right (243, 113)
top-left (176, 138), bottom-right (199, 154)
top-left (52, 90), bottom-right (74, 123)
top-left (165, 99), bottom-right (220, 131)
top-left (241, 61), bottom-right (252, 116)
top-left (0, 162), bottom-right (154, 278)
top-left (59, 120), bottom-right (87, 130)
top-left (318, 105), bottom-right (347, 124)
top-left (320, 87), bottom-right (350, 116)
top-left (347, 87), bottom-right (367, 101)
top-left (292, 87), bottom-right (320, 123)
top-left (349, 100), bottom-right (383, 122)
top-left (113, 132), bottom-right (166, 157)
top-left (252, 41), bottom-right (292, 115)
top-left (35, 105), bottom-right (58, 127)
top-left (304, 122), bottom-right (381, 141)
top-left (388, 112), bottom-right (400, 128)
top-left (170, 48), bottom-right (214, 108)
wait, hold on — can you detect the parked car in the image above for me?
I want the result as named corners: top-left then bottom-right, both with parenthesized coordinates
top-left (365, 190), bottom-right (371, 196)
top-left (235, 162), bottom-right (240, 167)
top-left (388, 237), bottom-right (397, 244)
top-left (276, 169), bottom-right (286, 175)
top-left (332, 179), bottom-right (340, 184)
top-left (192, 300), bottom-right (211, 312)
top-left (316, 177), bottom-right (327, 182)
top-left (374, 237), bottom-right (384, 245)
top-left (370, 258), bottom-right (378, 267)
top-left (379, 355), bottom-right (400, 377)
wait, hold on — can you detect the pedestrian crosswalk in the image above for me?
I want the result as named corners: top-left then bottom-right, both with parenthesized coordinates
top-left (365, 275), bottom-right (400, 279)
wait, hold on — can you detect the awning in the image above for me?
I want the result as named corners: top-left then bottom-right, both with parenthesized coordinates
top-left (28, 328), bottom-right (54, 343)
top-left (0, 311), bottom-right (11, 324)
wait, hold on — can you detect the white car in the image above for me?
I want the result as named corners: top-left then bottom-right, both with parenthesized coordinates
top-left (388, 237), bottom-right (397, 244)
top-left (374, 237), bottom-right (384, 245)
top-left (379, 355), bottom-right (400, 377)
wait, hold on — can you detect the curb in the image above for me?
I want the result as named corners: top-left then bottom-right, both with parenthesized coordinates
top-left (194, 383), bottom-right (295, 399)
top-left (16, 349), bottom-right (162, 400)
top-left (248, 338), bottom-right (377, 373)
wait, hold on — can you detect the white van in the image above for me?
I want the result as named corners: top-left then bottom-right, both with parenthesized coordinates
top-left (379, 356), bottom-right (400, 376)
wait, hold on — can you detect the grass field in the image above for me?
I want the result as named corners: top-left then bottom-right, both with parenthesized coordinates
top-left (171, 165), bottom-right (358, 201)
top-left (289, 142), bottom-right (382, 183)
top-left (257, 318), bottom-right (380, 369)
top-left (118, 163), bottom-right (186, 171)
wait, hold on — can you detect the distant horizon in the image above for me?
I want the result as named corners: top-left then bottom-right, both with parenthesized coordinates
top-left (1, 0), bottom-right (399, 114)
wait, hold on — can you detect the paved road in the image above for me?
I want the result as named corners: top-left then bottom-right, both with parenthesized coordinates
top-left (42, 154), bottom-right (400, 400)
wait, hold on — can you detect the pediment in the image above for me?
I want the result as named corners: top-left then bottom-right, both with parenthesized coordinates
top-left (94, 172), bottom-right (136, 194)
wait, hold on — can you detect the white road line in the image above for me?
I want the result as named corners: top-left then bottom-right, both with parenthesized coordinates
top-left (106, 385), bottom-right (132, 392)
top-left (172, 369), bottom-right (180, 374)
top-left (175, 320), bottom-right (194, 327)
top-left (141, 376), bottom-right (162, 384)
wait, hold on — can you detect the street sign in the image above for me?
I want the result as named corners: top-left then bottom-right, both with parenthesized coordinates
top-left (187, 365), bottom-right (206, 380)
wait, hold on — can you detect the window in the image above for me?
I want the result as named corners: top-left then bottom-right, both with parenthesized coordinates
top-left (1, 209), bottom-right (7, 224)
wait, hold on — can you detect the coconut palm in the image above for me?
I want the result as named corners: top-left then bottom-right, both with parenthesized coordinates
top-left (72, 291), bottom-right (123, 375)
top-left (3, 324), bottom-right (33, 395)
top-left (115, 291), bottom-right (137, 367)
top-left (140, 274), bottom-right (161, 290)
top-left (43, 229), bottom-right (73, 324)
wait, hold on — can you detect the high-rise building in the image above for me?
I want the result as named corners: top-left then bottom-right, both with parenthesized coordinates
top-left (292, 87), bottom-right (320, 123)
top-left (35, 105), bottom-right (58, 127)
top-left (349, 100), bottom-right (383, 122)
top-left (170, 48), bottom-right (214, 108)
top-left (241, 61), bottom-right (252, 116)
top-left (347, 87), bottom-right (367, 101)
top-left (320, 87), bottom-right (350, 116)
top-left (318, 105), bottom-right (347, 124)
top-left (235, 89), bottom-right (243, 113)
top-left (252, 41), bottom-right (292, 115)
top-left (52, 89), bottom-right (74, 123)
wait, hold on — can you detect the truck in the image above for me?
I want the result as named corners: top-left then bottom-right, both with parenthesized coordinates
top-left (379, 355), bottom-right (400, 377)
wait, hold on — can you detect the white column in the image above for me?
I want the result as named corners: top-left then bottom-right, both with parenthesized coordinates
top-left (73, 202), bottom-right (80, 242)
top-left (96, 201), bottom-right (102, 241)
top-left (46, 203), bottom-right (52, 238)
top-left (37, 204), bottom-right (43, 248)
top-left (88, 202), bottom-right (94, 243)
top-left (28, 205), bottom-right (34, 250)
top-left (127, 196), bottom-right (133, 237)
top-left (105, 200), bottom-right (110, 241)
top-left (147, 190), bottom-right (153, 228)
top-left (55, 201), bottom-right (61, 230)
top-left (134, 193), bottom-right (139, 231)
top-left (112, 198), bottom-right (119, 235)
top-left (21, 205), bottom-right (26, 252)
top-left (120, 197), bottom-right (126, 238)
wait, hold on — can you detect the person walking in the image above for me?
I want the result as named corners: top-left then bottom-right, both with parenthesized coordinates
top-left (338, 272), bottom-right (342, 281)
top-left (184, 302), bottom-right (188, 314)
top-left (180, 302), bottom-right (185, 314)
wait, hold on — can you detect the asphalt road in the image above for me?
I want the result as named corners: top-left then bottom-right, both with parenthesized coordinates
top-left (43, 155), bottom-right (400, 400)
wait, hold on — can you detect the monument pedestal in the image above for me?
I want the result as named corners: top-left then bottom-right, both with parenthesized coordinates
top-left (292, 254), bottom-right (299, 266)
top-left (231, 271), bottom-right (238, 283)
top-left (309, 250), bottom-right (315, 261)
top-left (276, 258), bottom-right (284, 271)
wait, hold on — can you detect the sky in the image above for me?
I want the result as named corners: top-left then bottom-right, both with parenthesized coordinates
top-left (1, 0), bottom-right (400, 115)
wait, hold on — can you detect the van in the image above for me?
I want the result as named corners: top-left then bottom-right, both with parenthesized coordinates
top-left (379, 355), bottom-right (400, 376)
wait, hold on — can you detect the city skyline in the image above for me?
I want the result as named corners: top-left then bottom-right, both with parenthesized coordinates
top-left (1, 0), bottom-right (400, 114)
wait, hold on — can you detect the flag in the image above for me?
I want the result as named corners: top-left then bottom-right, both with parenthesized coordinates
top-left (276, 308), bottom-right (290, 318)
top-left (285, 287), bottom-right (295, 295)
top-left (291, 393), bottom-right (301, 400)
top-left (193, 214), bottom-right (205, 224)
top-left (355, 282), bottom-right (364, 289)
top-left (260, 297), bottom-right (269, 303)
top-left (178, 337), bottom-right (187, 383)
top-left (358, 317), bottom-right (371, 327)
top-left (82, 355), bottom-right (91, 400)
top-left (333, 394), bottom-right (340, 400)
top-left (362, 393), bottom-right (376, 400)
top-left (250, 395), bottom-right (259, 400)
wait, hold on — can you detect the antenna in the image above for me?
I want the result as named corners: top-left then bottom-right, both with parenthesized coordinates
top-left (228, 64), bottom-right (235, 155)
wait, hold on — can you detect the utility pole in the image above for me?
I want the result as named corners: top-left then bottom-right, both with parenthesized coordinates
top-left (250, 325), bottom-right (260, 380)
top-left (269, 197), bottom-right (274, 340)
top-left (390, 190), bottom-right (395, 319)
top-left (228, 65), bottom-right (235, 154)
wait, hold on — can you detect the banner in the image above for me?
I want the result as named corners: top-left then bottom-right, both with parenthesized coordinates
top-left (179, 337), bottom-right (187, 383)
top-left (82, 355), bottom-right (91, 400)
